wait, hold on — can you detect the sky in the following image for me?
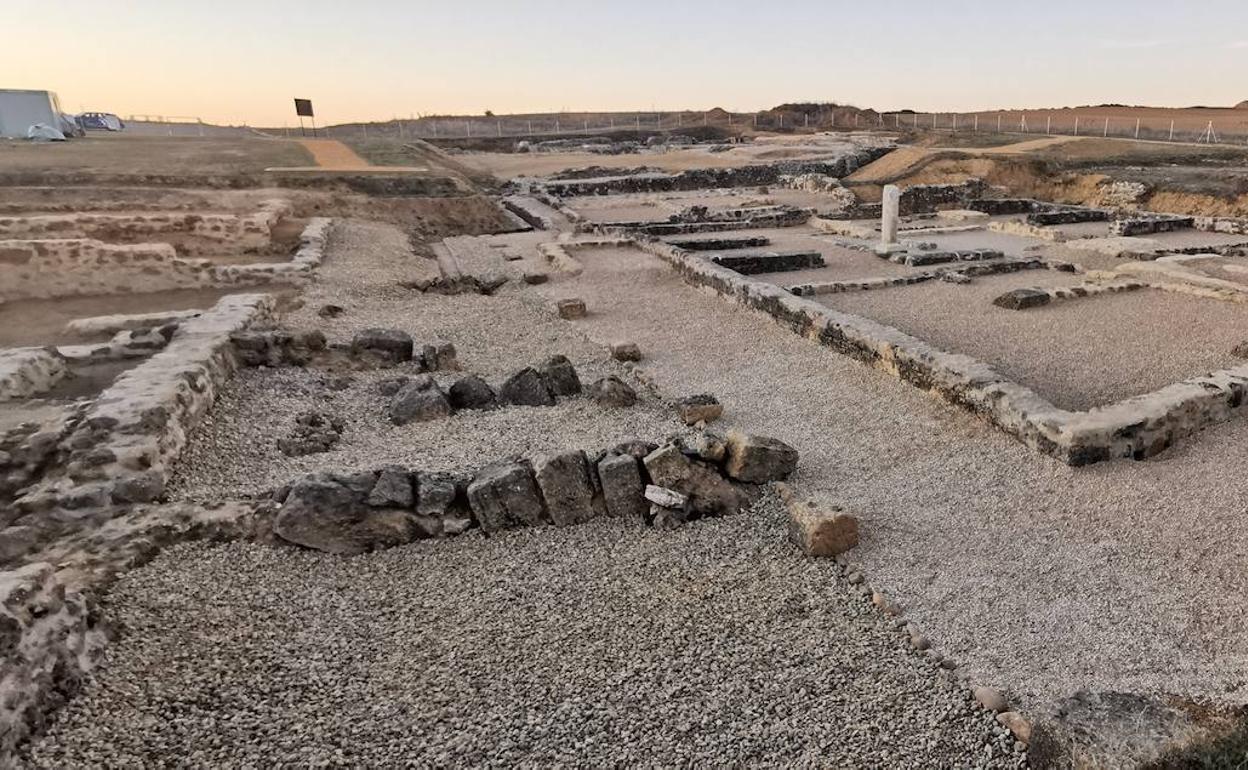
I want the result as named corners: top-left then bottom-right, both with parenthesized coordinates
top-left (4, 0), bottom-right (1248, 127)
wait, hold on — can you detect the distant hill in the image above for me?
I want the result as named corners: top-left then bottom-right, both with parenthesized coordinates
top-left (1237, 100), bottom-right (1248, 109)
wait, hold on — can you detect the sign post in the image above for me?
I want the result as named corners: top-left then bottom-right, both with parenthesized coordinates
top-left (293, 98), bottom-right (315, 137)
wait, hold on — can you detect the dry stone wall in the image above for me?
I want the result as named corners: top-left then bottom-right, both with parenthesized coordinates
top-left (630, 238), bottom-right (1248, 466)
top-left (0, 218), bottom-right (330, 302)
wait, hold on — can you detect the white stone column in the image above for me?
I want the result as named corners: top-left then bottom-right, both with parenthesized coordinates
top-left (881, 184), bottom-right (900, 245)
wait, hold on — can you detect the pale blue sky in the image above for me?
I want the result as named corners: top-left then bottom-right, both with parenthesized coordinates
top-left (4, 0), bottom-right (1247, 125)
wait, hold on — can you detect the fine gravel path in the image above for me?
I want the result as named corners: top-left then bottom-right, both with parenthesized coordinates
top-left (21, 495), bottom-right (1024, 768)
top-left (538, 243), bottom-right (1248, 712)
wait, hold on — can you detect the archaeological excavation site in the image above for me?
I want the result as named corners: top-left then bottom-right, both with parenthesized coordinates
top-left (3, 113), bottom-right (1248, 768)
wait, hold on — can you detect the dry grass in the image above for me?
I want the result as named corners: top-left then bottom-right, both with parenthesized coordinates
top-left (0, 134), bottom-right (312, 176)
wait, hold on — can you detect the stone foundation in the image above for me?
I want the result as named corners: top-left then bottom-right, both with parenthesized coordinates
top-left (1109, 215), bottom-right (1195, 237)
top-left (632, 238), bottom-right (1248, 466)
top-left (10, 294), bottom-right (275, 515)
top-left (709, 250), bottom-right (825, 275)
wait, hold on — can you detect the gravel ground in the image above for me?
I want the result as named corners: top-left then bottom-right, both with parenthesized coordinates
top-left (821, 271), bottom-right (1248, 410)
top-left (540, 243), bottom-right (1248, 711)
top-left (21, 494), bottom-right (1024, 768)
top-left (166, 366), bottom-right (683, 501)
top-left (167, 220), bottom-right (685, 501)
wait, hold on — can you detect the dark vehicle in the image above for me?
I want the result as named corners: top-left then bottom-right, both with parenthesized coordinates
top-left (75, 112), bottom-right (125, 131)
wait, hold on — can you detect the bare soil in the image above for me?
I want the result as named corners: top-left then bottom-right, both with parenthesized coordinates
top-left (0, 135), bottom-right (312, 176)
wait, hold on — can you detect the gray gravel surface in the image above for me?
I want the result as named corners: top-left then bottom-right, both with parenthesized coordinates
top-left (543, 244), bottom-right (1248, 712)
top-left (166, 220), bottom-right (684, 501)
top-left (21, 494), bottom-right (1024, 769)
top-left (822, 271), bottom-right (1248, 410)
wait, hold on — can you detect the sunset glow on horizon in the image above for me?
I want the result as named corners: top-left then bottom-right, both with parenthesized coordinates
top-left (5, 0), bottom-right (1248, 127)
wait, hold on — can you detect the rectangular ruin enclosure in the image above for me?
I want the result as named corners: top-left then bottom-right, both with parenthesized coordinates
top-left (563, 188), bottom-right (847, 225)
top-left (818, 271), bottom-right (1248, 412)
top-left (621, 238), bottom-right (1248, 466)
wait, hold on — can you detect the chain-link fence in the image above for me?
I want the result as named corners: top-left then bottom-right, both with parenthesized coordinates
top-left (880, 109), bottom-right (1248, 145)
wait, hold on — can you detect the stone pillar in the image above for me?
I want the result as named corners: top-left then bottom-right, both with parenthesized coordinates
top-left (881, 184), bottom-right (900, 245)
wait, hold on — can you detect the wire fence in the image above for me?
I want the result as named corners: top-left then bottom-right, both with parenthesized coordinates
top-left (308, 108), bottom-right (1248, 147)
top-left (879, 110), bottom-right (1248, 145)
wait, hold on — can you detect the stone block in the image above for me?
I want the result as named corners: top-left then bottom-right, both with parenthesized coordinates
top-left (467, 462), bottom-right (546, 531)
top-left (448, 375), bottom-right (497, 410)
top-left (609, 341), bottom-right (642, 362)
top-left (416, 472), bottom-right (459, 517)
top-left (499, 367), bottom-right (556, 407)
top-left (368, 466), bottom-right (414, 509)
top-left (533, 450), bottom-right (596, 527)
top-left (351, 328), bottom-right (414, 362)
top-left (588, 376), bottom-right (637, 408)
top-left (275, 477), bottom-right (416, 555)
top-left (787, 500), bottom-right (859, 557)
top-left (724, 432), bottom-right (798, 483)
top-left (598, 454), bottom-right (647, 519)
top-left (643, 444), bottom-right (746, 516)
top-left (676, 394), bottom-right (723, 425)
top-left (992, 288), bottom-right (1051, 310)
top-left (389, 381), bottom-right (453, 425)
top-left (556, 298), bottom-right (587, 319)
top-left (540, 355), bottom-right (582, 397)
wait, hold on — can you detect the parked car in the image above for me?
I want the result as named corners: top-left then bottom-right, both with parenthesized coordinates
top-left (76, 112), bottom-right (125, 131)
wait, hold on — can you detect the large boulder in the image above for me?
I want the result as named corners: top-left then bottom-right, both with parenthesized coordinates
top-left (351, 328), bottom-right (414, 362)
top-left (275, 476), bottom-right (416, 555)
top-left (992, 288), bottom-right (1050, 311)
top-left (533, 450), bottom-right (598, 526)
top-left (448, 375), bottom-right (498, 410)
top-left (643, 444), bottom-right (747, 516)
top-left (724, 432), bottom-right (799, 483)
top-left (499, 367), bottom-right (555, 407)
top-left (787, 500), bottom-right (859, 557)
top-left (598, 453), bottom-right (647, 519)
top-left (588, 376), bottom-right (637, 408)
top-left (540, 355), bottom-right (582, 397)
top-left (389, 379), bottom-right (453, 425)
top-left (467, 462), bottom-right (546, 531)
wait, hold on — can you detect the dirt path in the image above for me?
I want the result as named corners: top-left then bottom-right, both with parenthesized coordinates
top-left (296, 139), bottom-right (373, 170)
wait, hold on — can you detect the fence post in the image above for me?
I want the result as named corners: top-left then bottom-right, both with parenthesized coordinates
top-left (1103, 117), bottom-right (1108, 138)
top-left (953, 114), bottom-right (957, 132)
top-left (974, 114), bottom-right (978, 132)
top-left (497, 120), bottom-right (502, 137)
top-left (1074, 117), bottom-right (1079, 136)
top-left (1135, 118), bottom-right (1140, 139)
top-left (1169, 120), bottom-right (1174, 141)
top-left (997, 114), bottom-right (1002, 132)
top-left (464, 122), bottom-right (469, 138)
top-left (1046, 116), bottom-right (1051, 135)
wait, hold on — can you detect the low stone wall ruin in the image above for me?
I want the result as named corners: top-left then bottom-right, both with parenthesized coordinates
top-left (0, 218), bottom-right (331, 303)
top-left (630, 238), bottom-right (1248, 466)
top-left (271, 430), bottom-right (798, 555)
top-left (1109, 214), bottom-right (1195, 238)
top-left (710, 250), bottom-right (824, 275)
top-left (7, 294), bottom-right (275, 521)
top-left (0, 199), bottom-right (291, 255)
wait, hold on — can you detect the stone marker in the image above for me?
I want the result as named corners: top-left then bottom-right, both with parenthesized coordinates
top-left (499, 367), bottom-right (556, 407)
top-left (588, 376), bottom-right (637, 408)
top-left (540, 355), bottom-right (582, 396)
top-left (467, 462), bottom-right (546, 531)
top-left (556, 298), bottom-right (588, 319)
top-left (598, 453), bottom-right (647, 518)
top-left (676, 394), bottom-right (723, 425)
top-left (724, 432), bottom-right (799, 483)
top-left (389, 380), bottom-right (453, 425)
top-left (881, 184), bottom-right (900, 246)
top-left (533, 450), bottom-right (597, 527)
top-left (610, 341), bottom-right (642, 362)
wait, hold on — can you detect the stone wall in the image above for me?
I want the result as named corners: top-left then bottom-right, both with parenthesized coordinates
top-left (710, 250), bottom-right (825, 275)
top-left (1194, 216), bottom-right (1248, 235)
top-left (631, 238), bottom-right (1248, 467)
top-left (0, 348), bottom-right (68, 402)
top-left (896, 180), bottom-right (989, 216)
top-left (1109, 215), bottom-right (1195, 237)
top-left (539, 150), bottom-right (891, 197)
top-left (0, 218), bottom-right (330, 303)
top-left (9, 294), bottom-right (275, 517)
top-left (1028, 209), bottom-right (1109, 226)
top-left (271, 431), bottom-right (799, 555)
top-left (0, 198), bottom-right (291, 255)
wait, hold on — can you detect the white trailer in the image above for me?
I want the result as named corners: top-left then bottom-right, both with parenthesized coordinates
top-left (0, 89), bottom-right (65, 138)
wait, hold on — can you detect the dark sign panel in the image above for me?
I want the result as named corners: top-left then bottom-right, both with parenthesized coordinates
top-left (294, 98), bottom-right (314, 118)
